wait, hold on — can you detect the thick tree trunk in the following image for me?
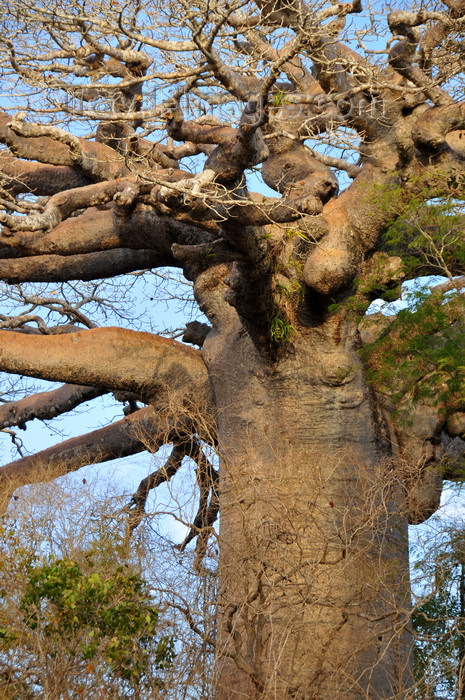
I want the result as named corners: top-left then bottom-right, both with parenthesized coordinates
top-left (204, 317), bottom-right (413, 699)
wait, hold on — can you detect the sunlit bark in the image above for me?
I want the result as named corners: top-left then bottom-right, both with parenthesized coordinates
top-left (0, 0), bottom-right (464, 695)
top-left (0, 406), bottom-right (160, 493)
top-left (0, 328), bottom-right (210, 402)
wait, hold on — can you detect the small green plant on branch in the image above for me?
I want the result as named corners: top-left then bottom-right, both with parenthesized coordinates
top-left (270, 313), bottom-right (297, 343)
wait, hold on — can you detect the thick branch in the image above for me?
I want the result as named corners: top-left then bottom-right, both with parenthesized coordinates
top-left (166, 102), bottom-right (269, 182)
top-left (0, 249), bottom-right (173, 283)
top-left (0, 154), bottom-right (92, 195)
top-left (0, 112), bottom-right (128, 182)
top-left (0, 178), bottom-right (140, 233)
top-left (442, 427), bottom-right (465, 480)
top-left (177, 446), bottom-right (219, 556)
top-left (388, 12), bottom-right (453, 107)
top-left (0, 203), bottom-right (213, 259)
top-left (125, 440), bottom-right (192, 533)
top-left (0, 383), bottom-right (106, 430)
top-left (182, 321), bottom-right (212, 347)
top-left (261, 140), bottom-right (338, 206)
top-left (254, 0), bottom-right (371, 116)
top-left (0, 406), bottom-right (162, 494)
top-left (412, 103), bottom-right (465, 151)
top-left (442, 444), bottom-right (465, 479)
top-left (0, 327), bottom-right (211, 403)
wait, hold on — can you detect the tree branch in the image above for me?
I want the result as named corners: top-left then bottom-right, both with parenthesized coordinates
top-left (0, 154), bottom-right (92, 195)
top-left (0, 383), bottom-right (107, 430)
top-left (0, 406), bottom-right (162, 495)
top-left (0, 178), bottom-right (140, 233)
top-left (0, 327), bottom-right (211, 402)
top-left (0, 249), bottom-right (174, 283)
top-left (165, 102), bottom-right (269, 183)
top-left (1, 112), bottom-right (128, 182)
top-left (0, 202), bottom-right (213, 260)
top-left (412, 103), bottom-right (465, 151)
top-left (124, 440), bottom-right (193, 533)
top-left (388, 11), bottom-right (453, 107)
top-left (177, 445), bottom-right (219, 560)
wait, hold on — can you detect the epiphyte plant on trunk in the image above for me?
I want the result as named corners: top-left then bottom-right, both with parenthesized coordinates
top-left (0, 0), bottom-right (464, 696)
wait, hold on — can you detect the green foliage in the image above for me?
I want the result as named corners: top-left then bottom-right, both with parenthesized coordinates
top-left (412, 525), bottom-right (465, 698)
top-left (383, 196), bottom-right (465, 280)
top-left (447, 171), bottom-right (465, 194)
top-left (337, 178), bottom-right (465, 321)
top-left (275, 278), bottom-right (303, 300)
top-left (284, 227), bottom-right (297, 240)
top-left (357, 174), bottom-right (465, 416)
top-left (0, 517), bottom-right (174, 698)
top-left (362, 284), bottom-right (465, 410)
top-left (413, 579), bottom-right (461, 698)
top-left (270, 314), bottom-right (297, 343)
top-left (283, 227), bottom-right (313, 244)
top-left (270, 89), bottom-right (288, 107)
top-left (20, 554), bottom-right (173, 682)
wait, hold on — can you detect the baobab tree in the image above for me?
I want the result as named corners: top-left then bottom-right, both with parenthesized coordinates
top-left (0, 0), bottom-right (464, 696)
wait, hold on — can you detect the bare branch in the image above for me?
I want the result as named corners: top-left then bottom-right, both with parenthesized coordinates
top-left (0, 384), bottom-right (107, 430)
top-left (124, 440), bottom-right (192, 533)
top-left (0, 113), bottom-right (127, 182)
top-left (0, 249), bottom-right (174, 283)
top-left (0, 406), bottom-right (163, 494)
top-left (0, 327), bottom-right (211, 402)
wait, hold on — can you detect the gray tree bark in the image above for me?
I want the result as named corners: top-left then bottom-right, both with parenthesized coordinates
top-left (198, 279), bottom-right (413, 698)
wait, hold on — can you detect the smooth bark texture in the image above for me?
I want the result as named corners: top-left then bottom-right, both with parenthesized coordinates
top-left (0, 383), bottom-right (106, 429)
top-left (0, 327), bottom-right (209, 401)
top-left (0, 249), bottom-right (172, 283)
top-left (200, 281), bottom-right (412, 699)
top-left (0, 406), bottom-right (160, 492)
